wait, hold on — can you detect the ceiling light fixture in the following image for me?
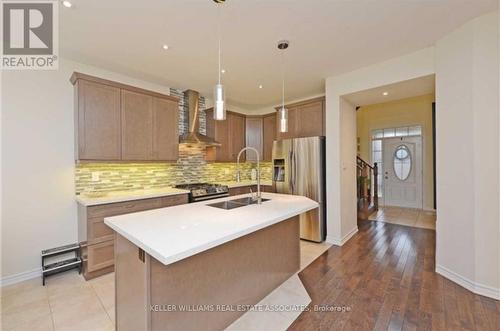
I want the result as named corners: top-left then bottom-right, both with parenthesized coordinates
top-left (221, 69), bottom-right (226, 74)
top-left (277, 40), bottom-right (290, 133)
top-left (162, 44), bottom-right (169, 50)
top-left (213, 0), bottom-right (226, 121)
top-left (259, 85), bottom-right (263, 89)
top-left (62, 0), bottom-right (72, 8)
top-left (383, 92), bottom-right (389, 96)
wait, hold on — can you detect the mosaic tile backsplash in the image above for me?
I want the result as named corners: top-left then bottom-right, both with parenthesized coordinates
top-left (75, 145), bottom-right (272, 194)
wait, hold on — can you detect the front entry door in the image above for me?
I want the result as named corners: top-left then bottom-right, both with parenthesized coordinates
top-left (383, 136), bottom-right (422, 208)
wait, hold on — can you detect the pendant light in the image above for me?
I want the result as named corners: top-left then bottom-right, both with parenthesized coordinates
top-left (213, 0), bottom-right (226, 120)
top-left (277, 40), bottom-right (289, 133)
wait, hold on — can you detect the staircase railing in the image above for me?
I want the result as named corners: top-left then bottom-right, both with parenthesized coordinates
top-left (356, 156), bottom-right (379, 219)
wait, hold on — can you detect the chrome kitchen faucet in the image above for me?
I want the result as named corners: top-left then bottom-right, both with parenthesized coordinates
top-left (236, 147), bottom-right (262, 204)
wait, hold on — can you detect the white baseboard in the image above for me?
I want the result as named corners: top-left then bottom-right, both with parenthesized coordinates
top-left (1, 268), bottom-right (41, 287)
top-left (326, 226), bottom-right (359, 246)
top-left (436, 264), bottom-right (500, 300)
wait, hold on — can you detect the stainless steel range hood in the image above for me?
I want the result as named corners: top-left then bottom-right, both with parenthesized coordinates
top-left (179, 90), bottom-right (221, 146)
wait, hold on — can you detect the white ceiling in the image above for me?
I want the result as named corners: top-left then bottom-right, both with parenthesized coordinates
top-left (344, 74), bottom-right (435, 107)
top-left (60, 0), bottom-right (496, 110)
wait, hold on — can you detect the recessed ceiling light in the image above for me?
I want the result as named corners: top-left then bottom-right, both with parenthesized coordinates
top-left (162, 44), bottom-right (169, 50)
top-left (62, 1), bottom-right (72, 8)
top-left (259, 85), bottom-right (263, 89)
top-left (221, 69), bottom-right (226, 74)
top-left (383, 92), bottom-right (389, 96)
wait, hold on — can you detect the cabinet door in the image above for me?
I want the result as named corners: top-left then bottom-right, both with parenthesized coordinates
top-left (262, 114), bottom-right (276, 161)
top-left (121, 90), bottom-right (153, 160)
top-left (153, 97), bottom-right (178, 161)
top-left (229, 114), bottom-right (246, 161)
top-left (276, 107), bottom-right (297, 141)
top-left (245, 117), bottom-right (263, 162)
top-left (87, 240), bottom-right (114, 273)
top-left (215, 117), bottom-right (231, 161)
top-left (296, 100), bottom-right (324, 137)
top-left (77, 80), bottom-right (121, 160)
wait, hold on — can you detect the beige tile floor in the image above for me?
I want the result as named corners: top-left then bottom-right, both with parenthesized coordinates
top-left (369, 206), bottom-right (437, 230)
top-left (1, 241), bottom-right (331, 331)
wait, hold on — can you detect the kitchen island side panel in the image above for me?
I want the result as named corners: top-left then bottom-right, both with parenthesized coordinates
top-left (149, 216), bottom-right (300, 331)
top-left (115, 233), bottom-right (151, 331)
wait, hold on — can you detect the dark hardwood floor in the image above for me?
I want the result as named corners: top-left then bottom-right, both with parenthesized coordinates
top-left (289, 220), bottom-right (500, 331)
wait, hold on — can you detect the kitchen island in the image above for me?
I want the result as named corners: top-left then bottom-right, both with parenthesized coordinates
top-left (104, 192), bottom-right (318, 331)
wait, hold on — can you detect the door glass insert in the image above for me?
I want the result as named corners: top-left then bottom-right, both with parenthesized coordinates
top-left (393, 145), bottom-right (411, 181)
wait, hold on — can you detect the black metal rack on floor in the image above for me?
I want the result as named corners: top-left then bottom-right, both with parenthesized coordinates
top-left (41, 243), bottom-right (82, 285)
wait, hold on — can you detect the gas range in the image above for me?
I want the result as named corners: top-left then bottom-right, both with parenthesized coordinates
top-left (174, 183), bottom-right (229, 202)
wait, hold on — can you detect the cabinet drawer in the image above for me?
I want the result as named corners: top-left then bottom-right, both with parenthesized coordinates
top-left (87, 240), bottom-right (114, 272)
top-left (160, 194), bottom-right (188, 207)
top-left (88, 198), bottom-right (162, 218)
top-left (88, 217), bottom-right (114, 243)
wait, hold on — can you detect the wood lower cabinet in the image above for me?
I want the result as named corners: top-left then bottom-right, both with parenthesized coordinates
top-left (276, 97), bottom-right (325, 140)
top-left (87, 240), bottom-right (114, 273)
top-left (71, 72), bottom-right (179, 161)
top-left (78, 194), bottom-right (188, 279)
top-left (229, 185), bottom-right (274, 196)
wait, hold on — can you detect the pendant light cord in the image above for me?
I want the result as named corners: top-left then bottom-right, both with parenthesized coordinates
top-left (217, 4), bottom-right (222, 85)
top-left (281, 50), bottom-right (285, 108)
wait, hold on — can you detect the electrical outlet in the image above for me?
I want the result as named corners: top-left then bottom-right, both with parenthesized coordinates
top-left (91, 172), bottom-right (100, 182)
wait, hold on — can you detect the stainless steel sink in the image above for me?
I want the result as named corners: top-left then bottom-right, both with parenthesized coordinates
top-left (207, 197), bottom-right (271, 210)
top-left (230, 197), bottom-right (270, 205)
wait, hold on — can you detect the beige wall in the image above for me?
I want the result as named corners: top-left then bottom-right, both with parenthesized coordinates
top-left (356, 94), bottom-right (435, 210)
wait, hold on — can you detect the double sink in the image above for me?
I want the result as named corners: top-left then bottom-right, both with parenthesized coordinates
top-left (207, 197), bottom-right (271, 210)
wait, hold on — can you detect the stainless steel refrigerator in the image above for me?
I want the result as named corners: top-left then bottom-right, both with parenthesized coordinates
top-left (272, 136), bottom-right (326, 242)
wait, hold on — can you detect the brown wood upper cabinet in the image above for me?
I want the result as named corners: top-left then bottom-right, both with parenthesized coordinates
top-left (74, 79), bottom-right (121, 160)
top-left (152, 97), bottom-right (179, 161)
top-left (121, 90), bottom-right (153, 160)
top-left (262, 113), bottom-right (276, 161)
top-left (246, 114), bottom-right (275, 162)
top-left (206, 109), bottom-right (246, 162)
top-left (245, 117), bottom-right (263, 162)
top-left (276, 97), bottom-right (325, 140)
top-left (71, 72), bottom-right (179, 161)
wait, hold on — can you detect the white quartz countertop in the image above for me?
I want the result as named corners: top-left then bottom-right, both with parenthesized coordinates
top-left (76, 188), bottom-right (190, 206)
top-left (104, 192), bottom-right (318, 266)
